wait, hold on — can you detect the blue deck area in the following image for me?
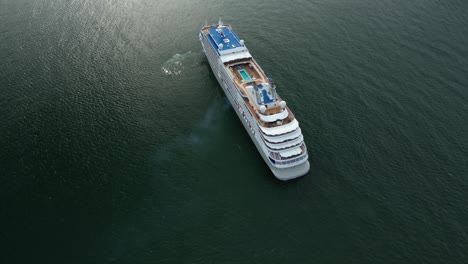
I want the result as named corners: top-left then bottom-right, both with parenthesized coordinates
top-left (208, 26), bottom-right (241, 51)
top-left (261, 89), bottom-right (273, 104)
top-left (258, 84), bottom-right (273, 104)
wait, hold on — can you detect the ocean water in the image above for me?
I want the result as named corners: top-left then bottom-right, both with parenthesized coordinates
top-left (1, 0), bottom-right (468, 263)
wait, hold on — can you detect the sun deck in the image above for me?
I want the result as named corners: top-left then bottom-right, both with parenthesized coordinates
top-left (202, 23), bottom-right (295, 129)
top-left (224, 59), bottom-right (295, 128)
top-left (207, 26), bottom-right (241, 50)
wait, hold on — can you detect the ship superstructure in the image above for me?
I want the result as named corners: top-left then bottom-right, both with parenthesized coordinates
top-left (199, 20), bottom-right (310, 180)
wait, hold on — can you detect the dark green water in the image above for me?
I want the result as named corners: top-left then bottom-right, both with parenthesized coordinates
top-left (1, 0), bottom-right (468, 263)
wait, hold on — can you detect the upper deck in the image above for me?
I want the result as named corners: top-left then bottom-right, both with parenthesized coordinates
top-left (226, 59), bottom-right (296, 128)
top-left (207, 26), bottom-right (242, 51)
top-left (201, 23), bottom-right (252, 62)
top-left (202, 22), bottom-right (295, 129)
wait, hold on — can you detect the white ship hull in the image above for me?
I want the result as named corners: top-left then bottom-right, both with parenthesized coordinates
top-left (200, 23), bottom-right (310, 180)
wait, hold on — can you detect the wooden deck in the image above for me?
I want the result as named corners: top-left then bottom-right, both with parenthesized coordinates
top-left (230, 63), bottom-right (262, 82)
top-left (223, 59), bottom-right (296, 128)
top-left (202, 25), bottom-right (294, 128)
top-left (241, 95), bottom-right (295, 128)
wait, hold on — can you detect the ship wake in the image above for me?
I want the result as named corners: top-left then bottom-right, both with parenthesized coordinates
top-left (161, 51), bottom-right (203, 76)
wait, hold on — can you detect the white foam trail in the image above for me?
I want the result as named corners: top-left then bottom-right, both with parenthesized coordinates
top-left (161, 51), bottom-right (202, 76)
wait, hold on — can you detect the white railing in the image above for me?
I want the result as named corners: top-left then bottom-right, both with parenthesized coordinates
top-left (268, 143), bottom-right (307, 166)
top-left (273, 154), bottom-right (308, 166)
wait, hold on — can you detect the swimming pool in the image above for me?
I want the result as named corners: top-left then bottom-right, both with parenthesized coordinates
top-left (238, 69), bottom-right (251, 81)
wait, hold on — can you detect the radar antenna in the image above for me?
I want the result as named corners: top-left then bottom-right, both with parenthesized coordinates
top-left (217, 18), bottom-right (225, 36)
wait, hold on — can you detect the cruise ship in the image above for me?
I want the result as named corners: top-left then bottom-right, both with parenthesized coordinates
top-left (199, 20), bottom-right (310, 180)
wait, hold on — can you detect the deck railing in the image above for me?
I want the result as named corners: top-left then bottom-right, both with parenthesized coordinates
top-left (268, 143), bottom-right (307, 166)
